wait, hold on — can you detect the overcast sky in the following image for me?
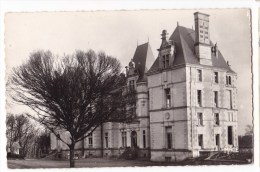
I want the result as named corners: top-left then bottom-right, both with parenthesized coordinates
top-left (5, 9), bottom-right (252, 135)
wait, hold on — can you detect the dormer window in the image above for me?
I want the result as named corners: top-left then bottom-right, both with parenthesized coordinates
top-left (162, 54), bottom-right (170, 68)
top-left (226, 75), bottom-right (232, 86)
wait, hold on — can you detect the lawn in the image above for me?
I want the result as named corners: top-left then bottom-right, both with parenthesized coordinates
top-left (8, 158), bottom-right (167, 168)
top-left (7, 157), bottom-right (251, 169)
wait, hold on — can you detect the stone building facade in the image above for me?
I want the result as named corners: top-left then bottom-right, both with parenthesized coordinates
top-left (50, 12), bottom-right (238, 162)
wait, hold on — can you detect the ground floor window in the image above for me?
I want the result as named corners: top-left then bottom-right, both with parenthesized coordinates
top-left (165, 156), bottom-right (171, 162)
top-left (228, 126), bottom-right (233, 145)
top-left (88, 133), bottom-right (93, 148)
top-left (198, 134), bottom-right (203, 148)
top-left (143, 130), bottom-right (146, 148)
top-left (121, 131), bottom-right (127, 147)
top-left (131, 131), bottom-right (137, 148)
top-left (105, 132), bottom-right (108, 148)
top-left (165, 126), bottom-right (172, 149)
top-left (215, 134), bottom-right (220, 147)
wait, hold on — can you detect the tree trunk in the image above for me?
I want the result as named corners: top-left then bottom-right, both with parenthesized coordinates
top-left (69, 143), bottom-right (75, 168)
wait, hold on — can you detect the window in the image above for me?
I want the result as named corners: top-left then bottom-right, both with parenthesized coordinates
top-left (226, 75), bottom-right (232, 85)
top-left (121, 131), bottom-right (127, 148)
top-left (215, 134), bottom-right (220, 147)
top-left (214, 91), bottom-right (218, 107)
top-left (197, 90), bottom-right (202, 107)
top-left (226, 90), bottom-right (233, 109)
top-left (143, 130), bottom-right (146, 148)
top-left (214, 72), bottom-right (218, 83)
top-left (129, 80), bottom-right (135, 90)
top-left (226, 76), bottom-right (228, 85)
top-left (197, 113), bottom-right (203, 126)
top-left (165, 157), bottom-right (171, 162)
top-left (228, 126), bottom-right (233, 145)
top-left (88, 133), bottom-right (93, 148)
top-left (165, 127), bottom-right (172, 149)
top-left (105, 132), bottom-right (108, 148)
top-left (162, 54), bottom-right (170, 68)
top-left (214, 113), bottom-right (220, 126)
top-left (228, 112), bottom-right (234, 122)
top-left (197, 69), bottom-right (202, 82)
top-left (165, 88), bottom-right (171, 108)
top-left (198, 134), bottom-right (203, 148)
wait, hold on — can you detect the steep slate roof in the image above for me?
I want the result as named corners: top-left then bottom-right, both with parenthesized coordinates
top-left (132, 42), bottom-right (155, 82)
top-left (148, 26), bottom-right (235, 74)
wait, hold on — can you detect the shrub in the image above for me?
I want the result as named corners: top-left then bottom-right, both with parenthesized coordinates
top-left (7, 152), bottom-right (25, 159)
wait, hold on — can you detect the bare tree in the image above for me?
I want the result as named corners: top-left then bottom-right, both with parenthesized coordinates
top-left (108, 87), bottom-right (137, 123)
top-left (10, 50), bottom-right (122, 167)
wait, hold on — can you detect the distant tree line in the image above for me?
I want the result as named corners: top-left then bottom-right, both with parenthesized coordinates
top-left (6, 113), bottom-right (50, 158)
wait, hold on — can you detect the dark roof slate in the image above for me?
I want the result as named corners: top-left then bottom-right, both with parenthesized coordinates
top-left (132, 42), bottom-right (155, 82)
top-left (148, 26), bottom-right (235, 74)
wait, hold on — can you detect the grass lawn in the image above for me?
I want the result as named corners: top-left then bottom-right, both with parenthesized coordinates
top-left (7, 157), bottom-right (250, 169)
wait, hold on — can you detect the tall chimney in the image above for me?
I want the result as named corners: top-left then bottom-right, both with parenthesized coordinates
top-left (194, 12), bottom-right (212, 66)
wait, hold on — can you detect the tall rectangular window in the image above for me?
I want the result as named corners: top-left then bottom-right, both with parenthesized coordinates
top-left (165, 127), bottom-right (172, 149)
top-left (215, 134), bottom-right (220, 147)
top-left (214, 91), bottom-right (218, 107)
top-left (121, 132), bottom-right (127, 148)
top-left (226, 75), bottom-right (232, 85)
top-left (228, 126), bottom-right (233, 145)
top-left (163, 55), bottom-right (170, 68)
top-left (165, 88), bottom-right (171, 108)
top-left (143, 130), bottom-right (146, 148)
top-left (197, 69), bottom-right (202, 82)
top-left (197, 113), bottom-right (203, 126)
top-left (88, 133), bottom-right (93, 148)
top-left (197, 90), bottom-right (202, 107)
top-left (214, 72), bottom-right (218, 83)
top-left (198, 134), bottom-right (203, 148)
top-left (226, 90), bottom-right (233, 109)
top-left (226, 76), bottom-right (229, 85)
top-left (229, 76), bottom-right (232, 85)
top-left (129, 80), bottom-right (135, 90)
top-left (214, 113), bottom-right (220, 126)
top-left (105, 132), bottom-right (108, 148)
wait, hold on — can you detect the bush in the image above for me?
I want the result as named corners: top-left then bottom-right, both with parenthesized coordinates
top-left (7, 152), bottom-right (25, 159)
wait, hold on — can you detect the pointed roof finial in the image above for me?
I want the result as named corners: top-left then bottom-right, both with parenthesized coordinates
top-left (148, 36), bottom-right (149, 43)
top-left (177, 21), bottom-right (179, 26)
top-left (137, 40), bottom-right (138, 47)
